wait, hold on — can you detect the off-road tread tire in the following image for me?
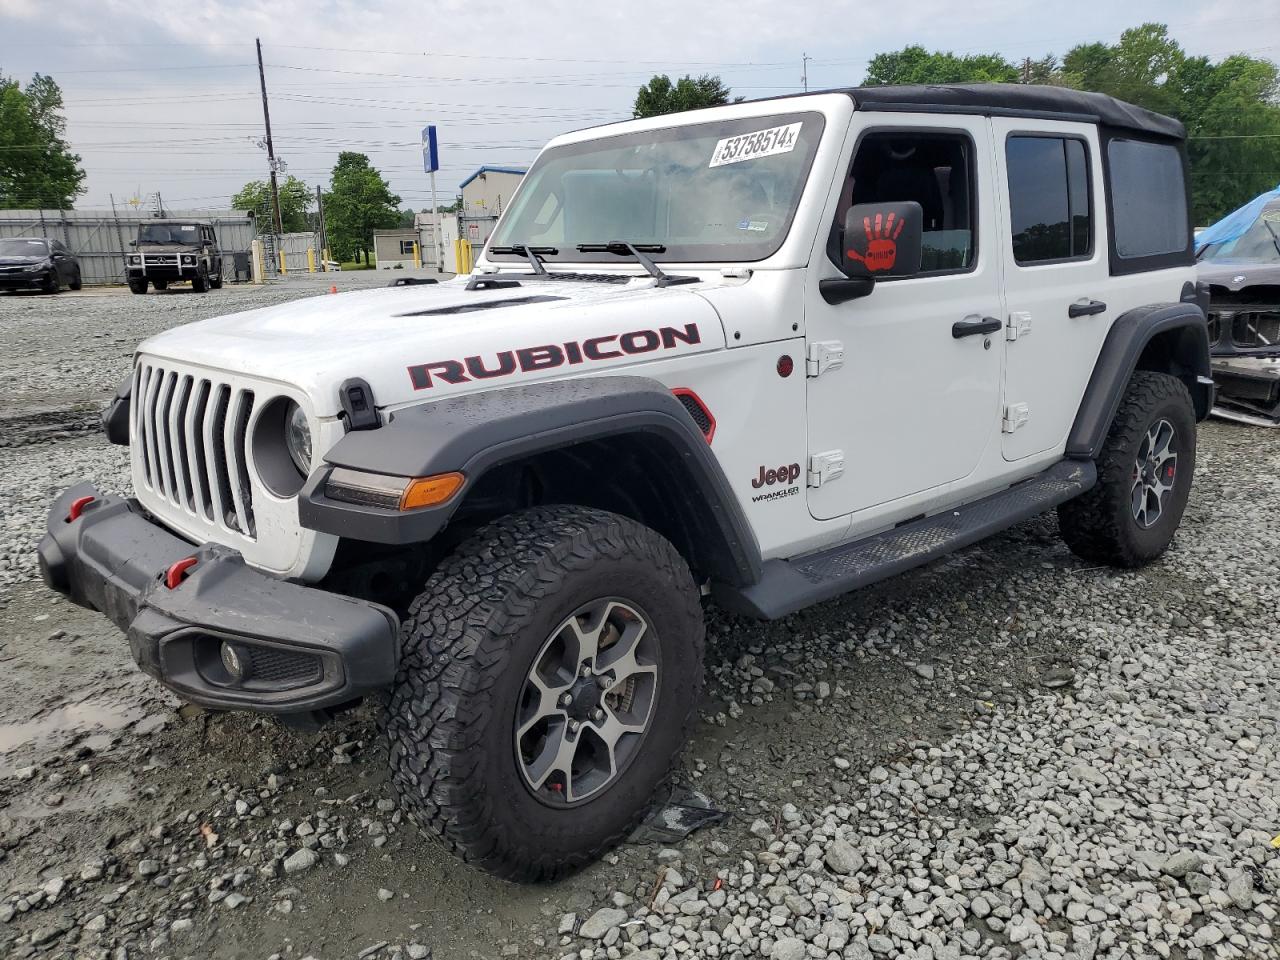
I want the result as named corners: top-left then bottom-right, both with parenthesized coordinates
top-left (385, 505), bottom-right (704, 883)
top-left (128, 279), bottom-right (147, 295)
top-left (1058, 371), bottom-right (1195, 568)
top-left (191, 271), bottom-right (207, 293)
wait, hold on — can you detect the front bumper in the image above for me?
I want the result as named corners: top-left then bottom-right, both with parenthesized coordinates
top-left (0, 270), bottom-right (50, 289)
top-left (128, 266), bottom-right (201, 280)
top-left (38, 483), bottom-right (399, 715)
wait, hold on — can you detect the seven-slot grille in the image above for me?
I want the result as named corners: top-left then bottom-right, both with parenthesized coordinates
top-left (133, 362), bottom-right (257, 539)
top-left (145, 253), bottom-right (179, 266)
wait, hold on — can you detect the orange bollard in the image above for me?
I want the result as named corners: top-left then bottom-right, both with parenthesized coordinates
top-left (329, 285), bottom-right (338, 294)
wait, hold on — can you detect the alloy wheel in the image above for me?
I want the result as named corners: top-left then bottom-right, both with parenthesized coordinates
top-left (515, 599), bottom-right (660, 806)
top-left (1131, 418), bottom-right (1177, 528)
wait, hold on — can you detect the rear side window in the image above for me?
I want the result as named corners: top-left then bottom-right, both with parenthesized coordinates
top-left (1006, 136), bottom-right (1092, 264)
top-left (1107, 139), bottom-right (1188, 259)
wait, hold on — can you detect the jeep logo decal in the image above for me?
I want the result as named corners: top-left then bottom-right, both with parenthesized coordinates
top-left (407, 323), bottom-right (701, 390)
top-left (752, 463), bottom-right (801, 489)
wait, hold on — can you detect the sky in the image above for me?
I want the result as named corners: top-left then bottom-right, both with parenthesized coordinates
top-left (1, 0), bottom-right (1277, 214)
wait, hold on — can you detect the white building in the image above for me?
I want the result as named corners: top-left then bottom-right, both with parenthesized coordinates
top-left (457, 166), bottom-right (526, 247)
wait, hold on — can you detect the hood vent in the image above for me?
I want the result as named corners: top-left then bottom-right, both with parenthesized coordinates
top-left (395, 295), bottom-right (567, 318)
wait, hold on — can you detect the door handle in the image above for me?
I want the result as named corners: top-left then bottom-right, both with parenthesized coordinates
top-left (1068, 299), bottom-right (1107, 318)
top-left (952, 316), bottom-right (1002, 339)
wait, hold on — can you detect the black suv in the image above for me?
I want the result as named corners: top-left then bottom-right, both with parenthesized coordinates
top-left (127, 221), bottom-right (223, 294)
top-left (0, 237), bottom-right (82, 294)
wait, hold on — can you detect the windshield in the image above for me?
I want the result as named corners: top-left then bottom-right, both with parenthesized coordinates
top-left (1199, 209), bottom-right (1280, 263)
top-left (488, 112), bottom-right (825, 264)
top-left (0, 238), bottom-right (49, 257)
top-left (138, 223), bottom-right (201, 245)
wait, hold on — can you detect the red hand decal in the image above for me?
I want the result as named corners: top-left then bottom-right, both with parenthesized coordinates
top-left (847, 211), bottom-right (905, 272)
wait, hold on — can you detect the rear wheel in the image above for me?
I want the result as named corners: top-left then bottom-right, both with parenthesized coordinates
top-left (209, 268), bottom-right (223, 289)
top-left (1058, 371), bottom-right (1196, 567)
top-left (384, 506), bottom-right (705, 882)
top-left (152, 279), bottom-right (168, 291)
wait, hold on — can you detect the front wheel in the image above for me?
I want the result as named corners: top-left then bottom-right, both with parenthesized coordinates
top-left (191, 271), bottom-right (207, 292)
top-left (128, 278), bottom-right (147, 295)
top-left (1058, 371), bottom-right (1196, 567)
top-left (385, 506), bottom-right (705, 882)
top-left (44, 271), bottom-right (61, 294)
top-left (69, 269), bottom-right (82, 291)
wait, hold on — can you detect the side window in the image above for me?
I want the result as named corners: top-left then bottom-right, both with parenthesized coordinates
top-left (1107, 138), bottom-right (1188, 260)
top-left (831, 131), bottom-right (976, 275)
top-left (399, 239), bottom-right (416, 256)
top-left (1006, 136), bottom-right (1092, 264)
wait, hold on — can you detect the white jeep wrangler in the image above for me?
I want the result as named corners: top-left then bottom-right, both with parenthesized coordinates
top-left (40, 84), bottom-right (1212, 881)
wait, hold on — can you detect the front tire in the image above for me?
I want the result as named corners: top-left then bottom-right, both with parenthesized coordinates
top-left (128, 278), bottom-right (147, 295)
top-left (385, 506), bottom-right (705, 882)
top-left (44, 271), bottom-right (61, 294)
top-left (1059, 371), bottom-right (1196, 567)
top-left (69, 269), bottom-right (82, 291)
top-left (191, 271), bottom-right (207, 292)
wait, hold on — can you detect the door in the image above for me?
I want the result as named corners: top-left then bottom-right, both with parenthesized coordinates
top-left (992, 120), bottom-right (1110, 461)
top-left (805, 117), bottom-right (1005, 520)
top-left (51, 241), bottom-right (73, 283)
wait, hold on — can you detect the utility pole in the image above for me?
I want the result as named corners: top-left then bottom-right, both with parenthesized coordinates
top-left (314, 184), bottom-right (328, 265)
top-left (802, 53), bottom-right (812, 92)
top-left (256, 38), bottom-right (284, 240)
top-left (1020, 56), bottom-right (1033, 84)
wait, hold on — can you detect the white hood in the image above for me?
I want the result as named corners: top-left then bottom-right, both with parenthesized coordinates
top-left (138, 275), bottom-right (727, 415)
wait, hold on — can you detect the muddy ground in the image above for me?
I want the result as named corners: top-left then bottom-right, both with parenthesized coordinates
top-left (0, 280), bottom-right (1274, 960)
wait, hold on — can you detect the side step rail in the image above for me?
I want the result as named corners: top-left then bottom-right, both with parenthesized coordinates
top-left (715, 459), bottom-right (1096, 620)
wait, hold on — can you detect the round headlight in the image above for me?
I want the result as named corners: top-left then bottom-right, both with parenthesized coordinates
top-left (285, 402), bottom-right (312, 475)
top-left (128, 255), bottom-right (141, 265)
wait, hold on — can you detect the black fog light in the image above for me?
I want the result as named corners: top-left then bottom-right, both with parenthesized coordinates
top-left (220, 641), bottom-right (250, 682)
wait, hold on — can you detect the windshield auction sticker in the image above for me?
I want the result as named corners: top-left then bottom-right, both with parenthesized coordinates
top-left (709, 122), bottom-right (803, 168)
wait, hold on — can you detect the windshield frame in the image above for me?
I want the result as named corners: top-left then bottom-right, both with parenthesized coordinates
top-left (0, 238), bottom-right (50, 257)
top-left (487, 110), bottom-right (827, 266)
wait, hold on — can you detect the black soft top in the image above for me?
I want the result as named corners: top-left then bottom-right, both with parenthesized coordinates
top-left (825, 83), bottom-right (1183, 140)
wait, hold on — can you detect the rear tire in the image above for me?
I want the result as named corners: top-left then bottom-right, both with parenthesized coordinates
top-left (152, 279), bottom-right (168, 291)
top-left (209, 270), bottom-right (223, 289)
top-left (384, 505), bottom-right (705, 882)
top-left (1058, 371), bottom-right (1196, 567)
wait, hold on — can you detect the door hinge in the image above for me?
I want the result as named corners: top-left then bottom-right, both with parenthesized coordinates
top-left (1003, 402), bottom-right (1030, 433)
top-left (1006, 312), bottom-right (1032, 341)
top-left (807, 450), bottom-right (845, 487)
top-left (806, 340), bottom-right (845, 378)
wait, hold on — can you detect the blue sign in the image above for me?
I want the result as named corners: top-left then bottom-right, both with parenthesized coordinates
top-left (422, 125), bottom-right (439, 174)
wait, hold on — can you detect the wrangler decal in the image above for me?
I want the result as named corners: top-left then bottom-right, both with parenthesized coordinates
top-left (408, 323), bottom-right (703, 390)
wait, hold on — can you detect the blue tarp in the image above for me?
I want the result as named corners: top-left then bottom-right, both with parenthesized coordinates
top-left (1196, 183), bottom-right (1280, 251)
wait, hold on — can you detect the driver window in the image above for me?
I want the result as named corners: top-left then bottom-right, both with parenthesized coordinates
top-left (830, 131), bottom-right (976, 275)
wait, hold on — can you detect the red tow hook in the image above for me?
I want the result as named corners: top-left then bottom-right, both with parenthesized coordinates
top-left (66, 495), bottom-right (96, 522)
top-left (164, 556), bottom-right (199, 590)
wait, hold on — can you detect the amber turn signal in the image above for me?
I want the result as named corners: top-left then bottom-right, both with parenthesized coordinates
top-left (399, 472), bottom-right (465, 510)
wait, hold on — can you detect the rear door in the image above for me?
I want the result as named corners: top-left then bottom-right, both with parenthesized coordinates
top-left (993, 120), bottom-right (1110, 461)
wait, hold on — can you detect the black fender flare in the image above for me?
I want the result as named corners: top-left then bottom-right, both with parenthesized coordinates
top-left (299, 375), bottom-right (763, 587)
top-left (1066, 301), bottom-right (1213, 460)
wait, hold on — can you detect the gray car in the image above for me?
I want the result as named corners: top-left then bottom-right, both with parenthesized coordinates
top-left (0, 237), bottom-right (83, 294)
top-left (1197, 201), bottom-right (1280, 424)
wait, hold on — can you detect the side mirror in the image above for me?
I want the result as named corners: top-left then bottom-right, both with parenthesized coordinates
top-left (842, 201), bottom-right (923, 280)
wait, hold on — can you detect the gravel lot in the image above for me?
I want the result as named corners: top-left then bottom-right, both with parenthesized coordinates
top-left (0, 281), bottom-right (1275, 960)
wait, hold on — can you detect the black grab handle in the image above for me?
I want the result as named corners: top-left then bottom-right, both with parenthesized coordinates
top-left (1068, 299), bottom-right (1107, 318)
top-left (952, 316), bottom-right (1002, 338)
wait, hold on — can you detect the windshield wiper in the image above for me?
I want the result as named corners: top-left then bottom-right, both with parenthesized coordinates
top-left (1261, 219), bottom-right (1280, 260)
top-left (575, 241), bottom-right (698, 287)
top-left (488, 244), bottom-right (558, 275)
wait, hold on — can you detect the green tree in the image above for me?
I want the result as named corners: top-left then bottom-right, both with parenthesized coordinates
top-left (231, 175), bottom-right (312, 232)
top-left (862, 46), bottom-right (1019, 86)
top-left (633, 74), bottom-right (735, 118)
top-left (0, 71), bottom-right (84, 209)
top-left (322, 152), bottom-right (401, 263)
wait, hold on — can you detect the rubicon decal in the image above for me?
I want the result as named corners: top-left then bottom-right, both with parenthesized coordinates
top-left (408, 323), bottom-right (702, 390)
